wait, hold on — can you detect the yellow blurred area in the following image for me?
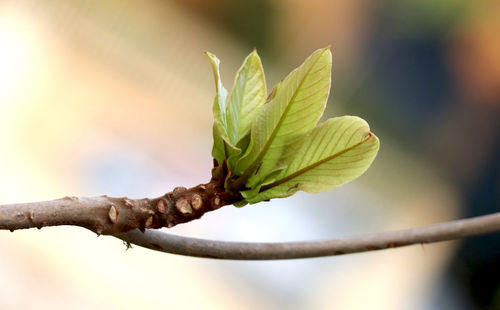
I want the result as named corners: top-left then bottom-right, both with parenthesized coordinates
top-left (2, 0), bottom-right (498, 309)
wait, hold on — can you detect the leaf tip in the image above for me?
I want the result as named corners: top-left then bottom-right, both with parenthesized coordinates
top-left (309, 46), bottom-right (332, 63)
top-left (247, 49), bottom-right (262, 62)
top-left (205, 51), bottom-right (220, 64)
top-left (363, 131), bottom-right (380, 157)
top-left (370, 132), bottom-right (380, 147)
top-left (366, 131), bottom-right (379, 142)
top-left (323, 46), bottom-right (333, 57)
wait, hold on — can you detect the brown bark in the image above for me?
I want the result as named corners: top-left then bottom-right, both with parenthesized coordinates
top-left (0, 164), bottom-right (242, 235)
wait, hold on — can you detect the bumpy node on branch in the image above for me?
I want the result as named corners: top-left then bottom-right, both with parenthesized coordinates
top-left (0, 164), bottom-right (242, 235)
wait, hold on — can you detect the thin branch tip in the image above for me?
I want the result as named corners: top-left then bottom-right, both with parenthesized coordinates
top-left (117, 212), bottom-right (500, 260)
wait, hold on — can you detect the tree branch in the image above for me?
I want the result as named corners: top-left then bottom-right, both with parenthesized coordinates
top-left (116, 212), bottom-right (500, 260)
top-left (2, 173), bottom-right (499, 260)
top-left (0, 174), bottom-right (241, 235)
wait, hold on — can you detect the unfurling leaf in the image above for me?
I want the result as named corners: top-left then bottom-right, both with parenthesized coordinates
top-left (205, 52), bottom-right (233, 165)
top-left (206, 47), bottom-right (379, 205)
top-left (226, 50), bottom-right (267, 148)
top-left (207, 51), bottom-right (267, 166)
top-left (242, 116), bottom-right (379, 203)
top-left (232, 47), bottom-right (332, 188)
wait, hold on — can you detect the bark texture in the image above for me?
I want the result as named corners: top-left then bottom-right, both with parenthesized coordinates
top-left (0, 165), bottom-right (241, 235)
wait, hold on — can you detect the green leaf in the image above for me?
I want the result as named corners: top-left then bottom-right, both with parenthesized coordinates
top-left (265, 80), bottom-right (281, 103)
top-left (212, 124), bottom-right (226, 165)
top-left (233, 47), bottom-right (332, 187)
top-left (226, 50), bottom-right (267, 147)
top-left (206, 52), bottom-right (237, 164)
top-left (243, 116), bottom-right (379, 204)
top-left (227, 131), bottom-right (251, 170)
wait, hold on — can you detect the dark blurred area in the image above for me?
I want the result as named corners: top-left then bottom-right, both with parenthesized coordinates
top-left (178, 0), bottom-right (278, 57)
top-left (0, 0), bottom-right (499, 309)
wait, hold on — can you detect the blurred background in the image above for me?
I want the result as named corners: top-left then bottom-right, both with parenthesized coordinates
top-left (0, 0), bottom-right (499, 309)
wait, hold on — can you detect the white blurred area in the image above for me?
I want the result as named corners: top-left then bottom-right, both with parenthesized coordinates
top-left (0, 1), bottom-right (460, 309)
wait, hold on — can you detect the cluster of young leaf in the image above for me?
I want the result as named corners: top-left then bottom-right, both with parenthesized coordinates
top-left (206, 47), bottom-right (379, 205)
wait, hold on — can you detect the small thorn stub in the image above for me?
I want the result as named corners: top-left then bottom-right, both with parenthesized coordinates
top-left (95, 226), bottom-right (103, 236)
top-left (176, 199), bottom-right (193, 216)
top-left (123, 241), bottom-right (132, 250)
top-left (145, 216), bottom-right (154, 228)
top-left (173, 187), bottom-right (187, 195)
top-left (108, 205), bottom-right (118, 223)
top-left (157, 199), bottom-right (167, 214)
top-left (191, 194), bottom-right (203, 210)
